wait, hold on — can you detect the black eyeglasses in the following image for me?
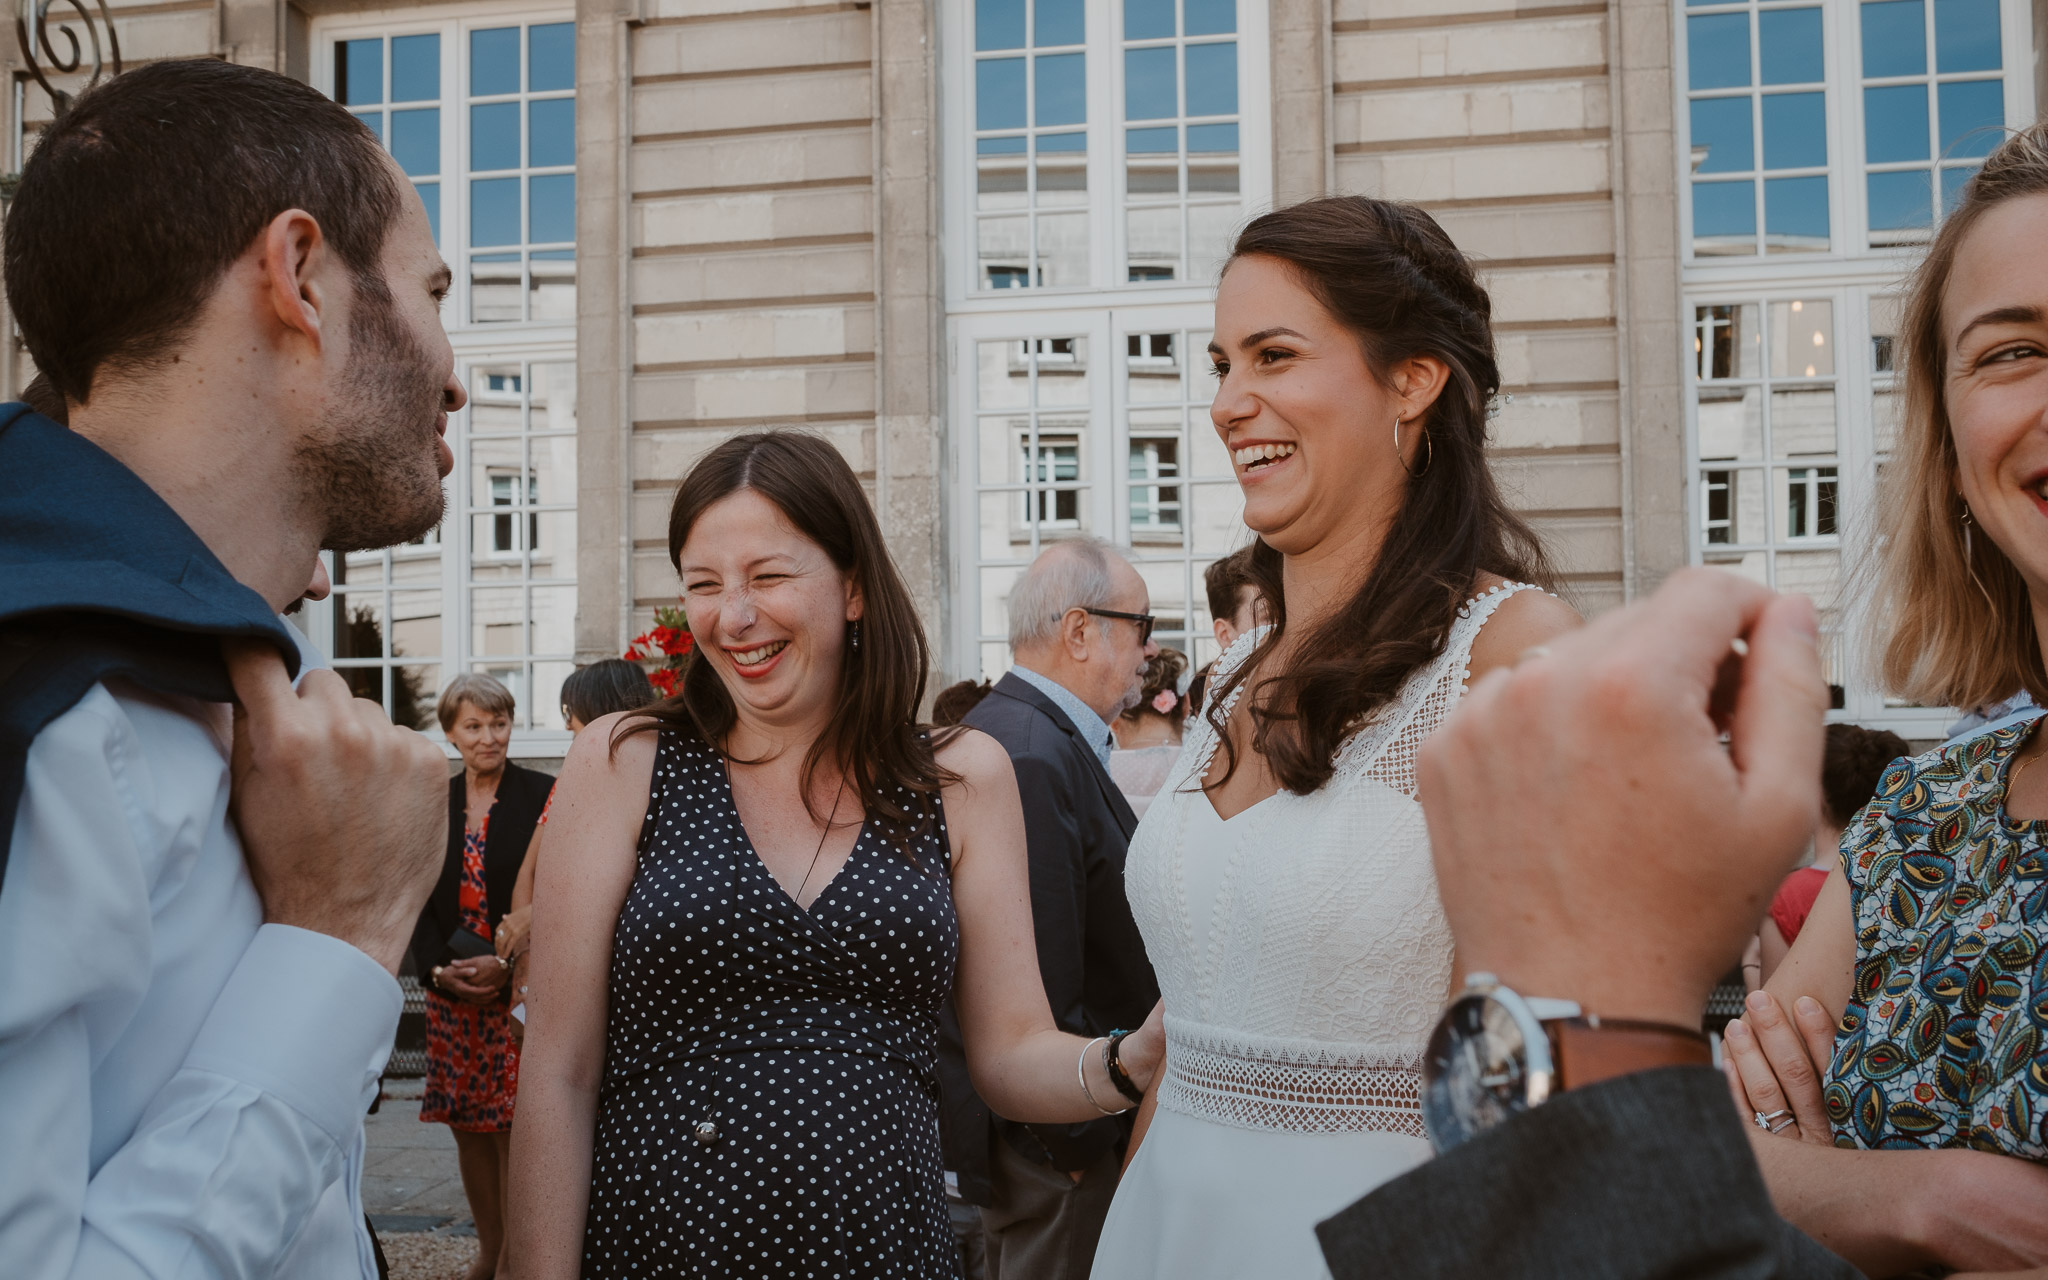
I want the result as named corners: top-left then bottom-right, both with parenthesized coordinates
top-left (1081, 607), bottom-right (1156, 644)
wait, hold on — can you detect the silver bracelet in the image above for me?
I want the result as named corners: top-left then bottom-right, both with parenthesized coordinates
top-left (1077, 1036), bottom-right (1124, 1115)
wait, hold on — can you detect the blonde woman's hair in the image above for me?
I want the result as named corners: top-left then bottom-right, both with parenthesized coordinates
top-left (1874, 124), bottom-right (2048, 710)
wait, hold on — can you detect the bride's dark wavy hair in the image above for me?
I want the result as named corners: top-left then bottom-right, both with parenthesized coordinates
top-left (1206, 196), bottom-right (1556, 796)
top-left (616, 431), bottom-right (954, 839)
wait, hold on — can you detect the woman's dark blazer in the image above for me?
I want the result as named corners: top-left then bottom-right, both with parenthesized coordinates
top-left (409, 760), bottom-right (555, 976)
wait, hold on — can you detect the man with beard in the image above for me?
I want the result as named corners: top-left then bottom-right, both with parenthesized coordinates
top-left (0, 60), bottom-right (460, 1278)
top-left (937, 539), bottom-right (1163, 1280)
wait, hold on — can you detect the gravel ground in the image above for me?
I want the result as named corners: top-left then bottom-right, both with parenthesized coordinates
top-left (379, 1232), bottom-right (478, 1280)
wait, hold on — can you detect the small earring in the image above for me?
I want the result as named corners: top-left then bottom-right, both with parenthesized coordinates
top-left (1396, 416), bottom-right (1431, 478)
top-left (850, 620), bottom-right (862, 651)
top-left (1960, 502), bottom-right (1996, 609)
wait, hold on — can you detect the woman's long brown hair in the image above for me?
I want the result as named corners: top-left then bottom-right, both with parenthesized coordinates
top-left (1206, 196), bottom-right (1556, 796)
top-left (616, 431), bottom-right (953, 839)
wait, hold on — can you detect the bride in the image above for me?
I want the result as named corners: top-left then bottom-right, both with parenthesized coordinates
top-left (1091, 196), bottom-right (1580, 1277)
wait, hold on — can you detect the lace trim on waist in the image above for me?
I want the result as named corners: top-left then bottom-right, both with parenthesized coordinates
top-left (1158, 1024), bottom-right (1426, 1138)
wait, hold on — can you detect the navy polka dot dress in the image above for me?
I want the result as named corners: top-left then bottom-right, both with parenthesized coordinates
top-left (581, 728), bottom-right (960, 1278)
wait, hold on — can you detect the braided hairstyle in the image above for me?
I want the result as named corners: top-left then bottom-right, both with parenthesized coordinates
top-left (1206, 196), bottom-right (1556, 796)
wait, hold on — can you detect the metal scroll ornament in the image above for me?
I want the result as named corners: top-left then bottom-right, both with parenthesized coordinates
top-left (15, 0), bottom-right (122, 114)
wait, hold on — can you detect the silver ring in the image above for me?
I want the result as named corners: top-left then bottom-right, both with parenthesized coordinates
top-left (1769, 1116), bottom-right (1798, 1134)
top-left (1753, 1108), bottom-right (1792, 1129)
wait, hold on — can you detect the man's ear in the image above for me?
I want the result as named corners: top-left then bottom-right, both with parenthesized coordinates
top-left (261, 208), bottom-right (330, 351)
top-left (1061, 607), bottom-right (1093, 660)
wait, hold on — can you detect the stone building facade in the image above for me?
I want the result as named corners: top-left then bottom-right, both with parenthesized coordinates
top-left (5, 0), bottom-right (2040, 749)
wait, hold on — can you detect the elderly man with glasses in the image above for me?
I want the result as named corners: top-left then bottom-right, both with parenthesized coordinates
top-left (936, 537), bottom-right (1164, 1280)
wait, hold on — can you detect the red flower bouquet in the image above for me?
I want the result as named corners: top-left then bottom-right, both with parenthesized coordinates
top-left (625, 604), bottom-right (695, 697)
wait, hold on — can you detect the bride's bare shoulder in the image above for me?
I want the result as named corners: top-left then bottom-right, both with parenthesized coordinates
top-left (1465, 576), bottom-right (1581, 684)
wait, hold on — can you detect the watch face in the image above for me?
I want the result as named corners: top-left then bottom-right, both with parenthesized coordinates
top-left (1422, 992), bottom-right (1535, 1152)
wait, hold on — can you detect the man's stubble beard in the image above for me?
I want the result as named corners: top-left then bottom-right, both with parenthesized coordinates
top-left (296, 274), bottom-right (449, 553)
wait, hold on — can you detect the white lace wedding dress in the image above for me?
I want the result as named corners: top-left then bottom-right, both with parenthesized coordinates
top-left (1091, 584), bottom-right (1536, 1279)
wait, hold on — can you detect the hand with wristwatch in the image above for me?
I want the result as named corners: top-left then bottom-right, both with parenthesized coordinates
top-left (1413, 569), bottom-right (1827, 1154)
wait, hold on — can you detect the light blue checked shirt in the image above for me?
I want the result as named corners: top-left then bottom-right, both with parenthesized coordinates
top-left (1009, 664), bottom-right (1116, 769)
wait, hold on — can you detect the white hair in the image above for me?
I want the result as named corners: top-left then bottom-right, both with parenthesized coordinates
top-left (1008, 538), bottom-right (1127, 651)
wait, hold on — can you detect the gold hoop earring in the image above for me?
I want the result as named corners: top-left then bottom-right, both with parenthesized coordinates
top-left (1396, 416), bottom-right (1431, 478)
top-left (1961, 501), bottom-right (1997, 610)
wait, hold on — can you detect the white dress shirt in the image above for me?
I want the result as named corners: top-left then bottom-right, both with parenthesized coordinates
top-left (0, 630), bottom-right (400, 1279)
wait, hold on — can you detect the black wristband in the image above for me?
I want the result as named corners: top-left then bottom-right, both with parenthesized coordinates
top-left (1104, 1029), bottom-right (1146, 1105)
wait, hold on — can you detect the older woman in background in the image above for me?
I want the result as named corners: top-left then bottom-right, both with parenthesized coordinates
top-left (411, 673), bottom-right (553, 1280)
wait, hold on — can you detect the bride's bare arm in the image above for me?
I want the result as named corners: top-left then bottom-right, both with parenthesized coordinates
top-left (503, 716), bottom-right (655, 1280)
top-left (939, 728), bottom-right (1164, 1121)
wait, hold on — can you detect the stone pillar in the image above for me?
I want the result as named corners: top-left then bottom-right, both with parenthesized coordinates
top-left (574, 0), bottom-right (633, 662)
top-left (1269, 0), bottom-right (1330, 205)
top-left (874, 0), bottom-right (948, 653)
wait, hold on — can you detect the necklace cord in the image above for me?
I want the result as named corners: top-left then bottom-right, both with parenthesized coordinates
top-left (792, 785), bottom-right (847, 906)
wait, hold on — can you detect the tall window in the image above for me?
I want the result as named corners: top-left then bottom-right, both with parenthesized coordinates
top-left (313, 10), bottom-right (579, 748)
top-left (1678, 0), bottom-right (2030, 732)
top-left (947, 0), bottom-right (1267, 681)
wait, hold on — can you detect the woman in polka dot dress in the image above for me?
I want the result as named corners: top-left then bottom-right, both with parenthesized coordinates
top-left (507, 432), bottom-right (1167, 1279)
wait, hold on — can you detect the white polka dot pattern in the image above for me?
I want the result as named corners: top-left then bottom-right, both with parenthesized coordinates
top-left (581, 729), bottom-right (961, 1278)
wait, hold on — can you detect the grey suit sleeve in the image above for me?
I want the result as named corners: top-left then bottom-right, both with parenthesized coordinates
top-left (1316, 1067), bottom-right (1863, 1280)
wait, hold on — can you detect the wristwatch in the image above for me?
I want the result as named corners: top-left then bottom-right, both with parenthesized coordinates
top-left (1421, 972), bottom-right (1713, 1153)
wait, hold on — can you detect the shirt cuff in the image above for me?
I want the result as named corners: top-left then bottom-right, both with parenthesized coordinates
top-left (183, 925), bottom-right (402, 1143)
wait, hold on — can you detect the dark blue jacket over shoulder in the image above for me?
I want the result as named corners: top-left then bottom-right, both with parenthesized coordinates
top-left (0, 403), bottom-right (299, 891)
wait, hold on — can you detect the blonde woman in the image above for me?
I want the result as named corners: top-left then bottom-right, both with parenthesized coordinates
top-left (1725, 126), bottom-right (2048, 1277)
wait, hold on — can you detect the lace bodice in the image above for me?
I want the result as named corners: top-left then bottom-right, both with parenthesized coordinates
top-left (1125, 583), bottom-right (1535, 1135)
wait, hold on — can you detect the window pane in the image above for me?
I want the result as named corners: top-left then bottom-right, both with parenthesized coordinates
top-left (415, 181), bottom-right (440, 243)
top-left (391, 108), bottom-right (439, 177)
top-left (339, 38), bottom-right (382, 105)
top-left (1687, 13), bottom-right (1751, 91)
top-left (1867, 168), bottom-right (1933, 229)
top-left (1863, 85), bottom-right (1929, 162)
top-left (1769, 299), bottom-right (1835, 377)
top-left (1698, 387), bottom-right (1763, 460)
top-left (1933, 0), bottom-right (2000, 73)
top-left (1127, 124), bottom-right (1178, 153)
top-left (1184, 43), bottom-right (1237, 116)
top-left (1772, 387), bottom-right (1838, 456)
top-left (1188, 121), bottom-right (1237, 153)
top-left (980, 216), bottom-right (1030, 287)
top-left (529, 22), bottom-right (575, 91)
top-left (1692, 179), bottom-right (1756, 254)
top-left (1695, 303), bottom-right (1761, 380)
top-left (1185, 0), bottom-right (1235, 36)
top-left (471, 27), bottom-right (520, 96)
top-left (1762, 92), bottom-right (1826, 169)
top-left (529, 250), bottom-right (575, 321)
top-left (1037, 148), bottom-right (1088, 205)
top-left (1126, 0), bottom-right (1175, 38)
top-left (978, 0), bottom-right (1026, 51)
top-left (1942, 163), bottom-right (1978, 211)
top-left (471, 177), bottom-right (521, 246)
top-left (1765, 176), bottom-right (1829, 251)
top-left (1040, 130), bottom-right (1087, 153)
top-left (471, 101), bottom-right (520, 171)
top-left (1938, 80), bottom-right (2004, 159)
top-left (1189, 155), bottom-right (1238, 193)
top-left (530, 98), bottom-right (574, 167)
top-left (354, 109), bottom-right (384, 146)
top-left (1039, 211), bottom-right (1089, 285)
top-left (471, 252), bottom-right (521, 321)
top-left (1758, 8), bottom-right (1823, 84)
top-left (1036, 0), bottom-right (1084, 46)
top-left (1128, 205), bottom-right (1181, 279)
top-left (1187, 203), bottom-right (1236, 281)
top-left (978, 143), bottom-right (1025, 209)
top-left (1126, 46), bottom-right (1178, 120)
top-left (1691, 97), bottom-right (1753, 173)
top-left (1860, 0), bottom-right (1927, 77)
top-left (978, 57), bottom-right (1026, 130)
top-left (1128, 148), bottom-right (1177, 195)
top-left (1035, 52), bottom-right (1086, 126)
top-left (391, 33), bottom-right (438, 102)
top-left (530, 174), bottom-right (575, 243)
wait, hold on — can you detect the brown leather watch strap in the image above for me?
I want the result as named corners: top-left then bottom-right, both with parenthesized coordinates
top-left (1547, 1015), bottom-right (1713, 1092)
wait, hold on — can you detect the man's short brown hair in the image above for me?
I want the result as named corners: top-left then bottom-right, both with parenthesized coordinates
top-left (6, 59), bottom-right (404, 403)
top-left (1204, 546), bottom-right (1259, 624)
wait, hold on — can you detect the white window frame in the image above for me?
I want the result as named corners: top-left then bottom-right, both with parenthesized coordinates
top-left (303, 3), bottom-right (578, 760)
top-left (939, 0), bottom-right (1273, 311)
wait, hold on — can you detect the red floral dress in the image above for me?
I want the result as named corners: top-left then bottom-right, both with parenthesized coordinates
top-left (421, 813), bottom-right (519, 1131)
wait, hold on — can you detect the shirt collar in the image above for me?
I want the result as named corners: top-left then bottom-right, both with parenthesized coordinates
top-left (1010, 664), bottom-right (1115, 769)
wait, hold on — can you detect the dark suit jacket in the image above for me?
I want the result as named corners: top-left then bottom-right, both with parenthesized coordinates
top-left (938, 672), bottom-right (1161, 1201)
top-left (1317, 1067), bottom-right (1863, 1279)
top-left (410, 761), bottom-right (554, 975)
